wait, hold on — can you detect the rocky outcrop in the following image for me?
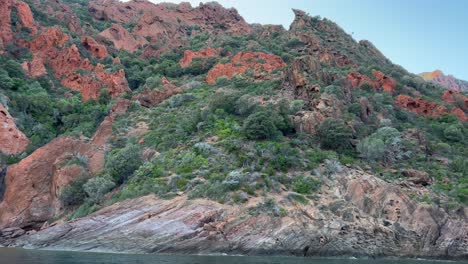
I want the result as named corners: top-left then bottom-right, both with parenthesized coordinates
top-left (26, 27), bottom-right (130, 100)
top-left (0, 0), bottom-right (37, 47)
top-left (99, 24), bottom-right (148, 52)
top-left (0, 103), bottom-right (29, 155)
top-left (90, 0), bottom-right (251, 36)
top-left (292, 93), bottom-right (343, 135)
top-left (27, 0), bottom-right (84, 34)
top-left (394, 95), bottom-right (448, 118)
top-left (442, 90), bottom-right (468, 110)
top-left (206, 51), bottom-right (286, 84)
top-left (285, 55), bottom-right (335, 91)
top-left (0, 100), bottom-right (130, 230)
top-left (90, 0), bottom-right (251, 58)
top-left (134, 77), bottom-right (183, 108)
top-left (81, 36), bottom-right (108, 59)
top-left (179, 47), bottom-right (219, 68)
top-left (21, 57), bottom-right (47, 77)
top-left (347, 71), bottom-right (397, 93)
top-left (419, 70), bottom-right (468, 92)
top-left (9, 168), bottom-right (468, 259)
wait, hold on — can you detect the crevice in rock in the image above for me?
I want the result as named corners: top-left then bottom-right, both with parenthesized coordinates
top-left (0, 167), bottom-right (7, 202)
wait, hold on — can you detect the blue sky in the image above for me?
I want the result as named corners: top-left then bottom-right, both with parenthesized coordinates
top-left (149, 0), bottom-right (468, 80)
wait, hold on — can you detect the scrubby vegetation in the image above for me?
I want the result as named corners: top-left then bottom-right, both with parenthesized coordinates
top-left (2, 0), bottom-right (467, 223)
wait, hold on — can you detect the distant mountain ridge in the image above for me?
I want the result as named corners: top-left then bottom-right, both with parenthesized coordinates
top-left (419, 70), bottom-right (468, 92)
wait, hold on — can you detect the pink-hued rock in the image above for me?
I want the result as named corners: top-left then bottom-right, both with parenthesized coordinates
top-left (0, 103), bottom-right (29, 155)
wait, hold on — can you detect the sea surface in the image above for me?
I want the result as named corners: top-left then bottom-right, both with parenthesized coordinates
top-left (0, 248), bottom-right (466, 264)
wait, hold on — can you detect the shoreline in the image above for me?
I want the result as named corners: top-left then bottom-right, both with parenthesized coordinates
top-left (1, 245), bottom-right (465, 262)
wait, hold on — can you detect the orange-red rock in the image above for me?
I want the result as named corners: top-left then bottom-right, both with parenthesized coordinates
top-left (179, 47), bottom-right (219, 68)
top-left (21, 57), bottom-right (47, 78)
top-left (206, 51), bottom-right (286, 84)
top-left (0, 0), bottom-right (37, 46)
top-left (347, 71), bottom-right (397, 92)
top-left (99, 24), bottom-right (148, 52)
top-left (442, 90), bottom-right (468, 110)
top-left (0, 103), bottom-right (29, 155)
top-left (394, 95), bottom-right (448, 118)
top-left (81, 36), bottom-right (108, 59)
top-left (0, 100), bottom-right (130, 229)
top-left (27, 27), bottom-right (130, 100)
top-left (451, 108), bottom-right (468, 122)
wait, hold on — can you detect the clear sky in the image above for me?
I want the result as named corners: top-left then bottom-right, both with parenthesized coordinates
top-left (147, 0), bottom-right (468, 80)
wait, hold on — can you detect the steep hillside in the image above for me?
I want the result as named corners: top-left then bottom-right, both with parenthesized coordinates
top-left (419, 70), bottom-right (468, 92)
top-left (0, 0), bottom-right (467, 259)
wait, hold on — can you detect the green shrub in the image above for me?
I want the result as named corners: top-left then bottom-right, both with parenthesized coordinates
top-left (443, 124), bottom-right (464, 142)
top-left (106, 144), bottom-right (142, 184)
top-left (316, 119), bottom-right (353, 152)
top-left (83, 176), bottom-right (116, 202)
top-left (243, 109), bottom-right (279, 140)
top-left (292, 176), bottom-right (321, 194)
top-left (357, 127), bottom-right (405, 165)
top-left (59, 177), bottom-right (87, 206)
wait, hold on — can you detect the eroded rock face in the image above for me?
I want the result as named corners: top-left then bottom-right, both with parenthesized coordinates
top-left (292, 93), bottom-right (343, 135)
top-left (394, 95), bottom-right (448, 118)
top-left (0, 100), bottom-right (130, 230)
top-left (99, 24), bottom-right (148, 52)
top-left (26, 27), bottom-right (131, 100)
top-left (206, 51), bottom-right (286, 84)
top-left (134, 77), bottom-right (183, 108)
top-left (347, 71), bottom-right (397, 93)
top-left (81, 36), bottom-right (108, 59)
top-left (442, 90), bottom-right (468, 110)
top-left (179, 47), bottom-right (219, 68)
top-left (0, 0), bottom-right (37, 46)
top-left (11, 169), bottom-right (468, 259)
top-left (0, 103), bottom-right (29, 155)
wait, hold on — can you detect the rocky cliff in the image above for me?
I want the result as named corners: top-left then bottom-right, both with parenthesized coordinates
top-left (0, 0), bottom-right (467, 260)
top-left (8, 168), bottom-right (468, 259)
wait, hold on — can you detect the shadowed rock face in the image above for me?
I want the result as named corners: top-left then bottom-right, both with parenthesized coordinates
top-left (0, 103), bottom-right (29, 155)
top-left (10, 168), bottom-right (468, 259)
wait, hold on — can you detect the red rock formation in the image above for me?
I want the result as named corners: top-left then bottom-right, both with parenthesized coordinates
top-left (26, 27), bottom-right (130, 100)
top-left (0, 0), bottom-right (37, 46)
top-left (90, 0), bottom-right (251, 58)
top-left (394, 95), bottom-right (448, 118)
top-left (26, 0), bottom-right (84, 34)
top-left (347, 71), bottom-right (397, 93)
top-left (419, 70), bottom-right (468, 92)
top-left (179, 47), bottom-right (219, 68)
top-left (206, 51), bottom-right (286, 84)
top-left (81, 36), bottom-right (108, 59)
top-left (99, 24), bottom-right (148, 52)
top-left (21, 57), bottom-right (47, 78)
top-left (0, 103), bottom-right (29, 155)
top-left (442, 90), bottom-right (468, 110)
top-left (0, 100), bottom-right (130, 229)
top-left (451, 108), bottom-right (468, 122)
top-left (135, 77), bottom-right (183, 108)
